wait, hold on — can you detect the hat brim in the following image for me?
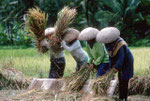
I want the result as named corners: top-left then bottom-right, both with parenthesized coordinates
top-left (63, 28), bottom-right (80, 42)
top-left (45, 27), bottom-right (55, 36)
top-left (78, 27), bottom-right (99, 41)
top-left (96, 27), bottom-right (120, 43)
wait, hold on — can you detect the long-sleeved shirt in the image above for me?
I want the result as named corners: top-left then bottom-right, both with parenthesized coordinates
top-left (61, 40), bottom-right (88, 63)
top-left (49, 47), bottom-right (65, 59)
top-left (109, 45), bottom-right (134, 80)
top-left (86, 42), bottom-right (109, 66)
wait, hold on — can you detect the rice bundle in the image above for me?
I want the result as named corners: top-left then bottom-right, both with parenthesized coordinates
top-left (49, 6), bottom-right (77, 52)
top-left (0, 66), bottom-right (32, 89)
top-left (64, 65), bottom-right (91, 92)
top-left (25, 7), bottom-right (48, 53)
top-left (92, 69), bottom-right (115, 95)
top-left (128, 75), bottom-right (150, 96)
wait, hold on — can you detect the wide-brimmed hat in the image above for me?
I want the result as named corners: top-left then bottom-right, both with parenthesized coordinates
top-left (44, 27), bottom-right (55, 36)
top-left (63, 28), bottom-right (80, 42)
top-left (78, 27), bottom-right (99, 41)
top-left (96, 27), bottom-right (120, 43)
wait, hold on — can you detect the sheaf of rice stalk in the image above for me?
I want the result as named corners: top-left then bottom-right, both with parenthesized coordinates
top-left (128, 75), bottom-right (150, 96)
top-left (63, 64), bottom-right (92, 92)
top-left (49, 6), bottom-right (77, 52)
top-left (92, 69), bottom-right (115, 95)
top-left (0, 66), bottom-right (32, 90)
top-left (25, 7), bottom-right (48, 53)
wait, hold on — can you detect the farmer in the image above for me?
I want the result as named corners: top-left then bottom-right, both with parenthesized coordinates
top-left (78, 27), bottom-right (110, 77)
top-left (40, 27), bottom-right (66, 78)
top-left (61, 28), bottom-right (88, 71)
top-left (96, 27), bottom-right (134, 101)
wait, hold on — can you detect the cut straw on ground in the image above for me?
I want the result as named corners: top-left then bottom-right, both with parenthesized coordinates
top-left (64, 64), bottom-right (91, 92)
top-left (92, 69), bottom-right (115, 95)
top-left (0, 66), bottom-right (32, 90)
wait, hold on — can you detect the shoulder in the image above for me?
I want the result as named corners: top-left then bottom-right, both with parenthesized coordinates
top-left (117, 46), bottom-right (125, 55)
top-left (75, 40), bottom-right (80, 44)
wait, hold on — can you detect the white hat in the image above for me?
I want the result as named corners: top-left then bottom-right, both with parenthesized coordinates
top-left (78, 27), bottom-right (99, 41)
top-left (44, 27), bottom-right (55, 36)
top-left (96, 27), bottom-right (120, 43)
top-left (63, 28), bottom-right (80, 42)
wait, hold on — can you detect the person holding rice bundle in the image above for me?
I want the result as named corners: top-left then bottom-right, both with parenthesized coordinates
top-left (40, 27), bottom-right (66, 78)
top-left (61, 28), bottom-right (88, 71)
top-left (96, 27), bottom-right (134, 101)
top-left (78, 27), bottom-right (110, 77)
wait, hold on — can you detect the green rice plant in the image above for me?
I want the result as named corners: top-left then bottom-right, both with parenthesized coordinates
top-left (0, 48), bottom-right (76, 78)
top-left (130, 47), bottom-right (150, 75)
top-left (0, 47), bottom-right (150, 78)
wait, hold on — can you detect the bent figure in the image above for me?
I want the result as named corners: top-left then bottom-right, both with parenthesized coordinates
top-left (61, 28), bottom-right (88, 71)
top-left (41, 27), bottom-right (66, 78)
top-left (78, 27), bottom-right (110, 77)
top-left (97, 27), bottom-right (134, 101)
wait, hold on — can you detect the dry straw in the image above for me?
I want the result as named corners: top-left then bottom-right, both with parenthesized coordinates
top-left (63, 66), bottom-right (114, 93)
top-left (92, 69), bottom-right (115, 95)
top-left (25, 7), bottom-right (48, 53)
top-left (128, 75), bottom-right (150, 96)
top-left (64, 65), bottom-right (91, 92)
top-left (49, 6), bottom-right (77, 52)
top-left (0, 66), bottom-right (31, 89)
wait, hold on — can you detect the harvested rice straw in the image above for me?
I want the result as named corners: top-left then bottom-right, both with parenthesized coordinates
top-left (0, 66), bottom-right (31, 89)
top-left (25, 7), bottom-right (48, 53)
top-left (35, 41), bottom-right (49, 53)
top-left (64, 65), bottom-right (92, 92)
top-left (14, 89), bottom-right (38, 99)
top-left (49, 6), bottom-right (77, 52)
top-left (128, 75), bottom-right (150, 96)
top-left (55, 6), bottom-right (77, 38)
top-left (92, 69), bottom-right (115, 95)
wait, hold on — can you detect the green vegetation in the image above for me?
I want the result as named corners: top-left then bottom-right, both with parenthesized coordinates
top-left (130, 47), bottom-right (150, 75)
top-left (0, 0), bottom-right (150, 46)
top-left (0, 47), bottom-right (149, 78)
top-left (0, 0), bottom-right (149, 77)
top-left (0, 48), bottom-right (75, 78)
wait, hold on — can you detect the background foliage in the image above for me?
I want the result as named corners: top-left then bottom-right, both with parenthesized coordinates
top-left (0, 0), bottom-right (150, 47)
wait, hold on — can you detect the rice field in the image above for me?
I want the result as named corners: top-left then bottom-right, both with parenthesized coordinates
top-left (0, 47), bottom-right (150, 78)
top-left (130, 47), bottom-right (150, 75)
top-left (0, 48), bottom-right (75, 78)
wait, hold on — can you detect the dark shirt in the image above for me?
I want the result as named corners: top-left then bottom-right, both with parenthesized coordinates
top-left (109, 45), bottom-right (134, 80)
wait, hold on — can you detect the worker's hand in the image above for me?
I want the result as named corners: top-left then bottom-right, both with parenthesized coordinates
top-left (89, 64), bottom-right (94, 69)
top-left (51, 34), bottom-right (62, 43)
top-left (46, 34), bottom-right (52, 40)
top-left (40, 40), bottom-right (49, 47)
top-left (112, 68), bottom-right (118, 73)
top-left (85, 64), bottom-right (89, 68)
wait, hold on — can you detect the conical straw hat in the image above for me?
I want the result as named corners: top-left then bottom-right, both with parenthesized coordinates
top-left (44, 27), bottom-right (56, 36)
top-left (96, 27), bottom-right (120, 43)
top-left (78, 27), bottom-right (99, 41)
top-left (63, 28), bottom-right (80, 42)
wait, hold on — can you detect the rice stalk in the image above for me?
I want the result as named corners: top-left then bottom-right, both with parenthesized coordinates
top-left (0, 67), bottom-right (31, 90)
top-left (64, 65), bottom-right (91, 92)
top-left (55, 6), bottom-right (77, 38)
top-left (128, 75), bottom-right (150, 96)
top-left (49, 6), bottom-right (77, 52)
top-left (25, 7), bottom-right (47, 40)
top-left (25, 7), bottom-right (48, 53)
top-left (92, 69), bottom-right (115, 95)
